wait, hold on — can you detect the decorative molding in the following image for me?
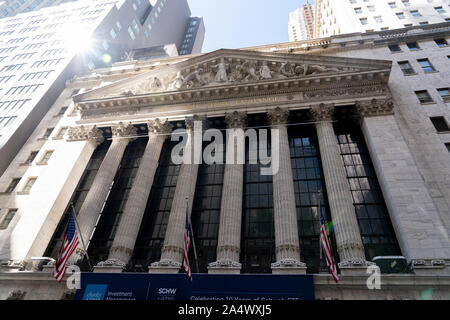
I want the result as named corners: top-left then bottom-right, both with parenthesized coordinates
top-left (310, 103), bottom-right (335, 122)
top-left (161, 245), bottom-right (184, 256)
top-left (7, 290), bottom-right (26, 300)
top-left (355, 98), bottom-right (395, 118)
top-left (111, 122), bottom-right (138, 139)
top-left (275, 244), bottom-right (300, 255)
top-left (224, 111), bottom-right (247, 129)
top-left (150, 259), bottom-right (182, 268)
top-left (267, 107), bottom-right (289, 125)
top-left (338, 258), bottom-right (375, 268)
top-left (67, 125), bottom-right (105, 146)
top-left (109, 245), bottom-right (133, 257)
top-left (271, 259), bottom-right (306, 268)
top-left (148, 118), bottom-right (173, 135)
top-left (97, 258), bottom-right (126, 267)
top-left (208, 259), bottom-right (242, 269)
top-left (217, 245), bottom-right (241, 256)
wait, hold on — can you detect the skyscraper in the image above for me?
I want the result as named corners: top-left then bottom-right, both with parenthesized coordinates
top-left (314, 0), bottom-right (450, 38)
top-left (0, 0), bottom-right (204, 176)
top-left (288, 1), bottom-right (315, 41)
top-left (0, 0), bottom-right (76, 18)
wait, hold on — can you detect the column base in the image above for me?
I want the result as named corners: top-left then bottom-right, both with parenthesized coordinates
top-left (94, 259), bottom-right (125, 273)
top-left (412, 259), bottom-right (450, 275)
top-left (0, 260), bottom-right (27, 272)
top-left (338, 259), bottom-right (375, 276)
top-left (208, 260), bottom-right (241, 274)
top-left (271, 259), bottom-right (307, 274)
top-left (148, 259), bottom-right (181, 274)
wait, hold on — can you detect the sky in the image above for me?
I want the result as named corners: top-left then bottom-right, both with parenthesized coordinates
top-left (187, 0), bottom-right (310, 53)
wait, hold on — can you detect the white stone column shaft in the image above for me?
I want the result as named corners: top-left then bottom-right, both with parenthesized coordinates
top-left (150, 115), bottom-right (206, 273)
top-left (268, 107), bottom-right (306, 274)
top-left (311, 104), bottom-right (368, 268)
top-left (208, 111), bottom-right (246, 273)
top-left (97, 120), bottom-right (173, 270)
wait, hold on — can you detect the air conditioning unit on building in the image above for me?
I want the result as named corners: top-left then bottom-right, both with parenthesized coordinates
top-left (372, 256), bottom-right (411, 274)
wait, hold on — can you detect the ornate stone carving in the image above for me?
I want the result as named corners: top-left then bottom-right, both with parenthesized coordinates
top-left (7, 290), bottom-right (26, 300)
top-left (267, 107), bottom-right (289, 125)
top-left (310, 103), bottom-right (335, 122)
top-left (355, 98), bottom-right (395, 117)
top-left (271, 259), bottom-right (306, 268)
top-left (224, 111), bottom-right (247, 129)
top-left (208, 259), bottom-right (242, 269)
top-left (96, 258), bottom-right (127, 267)
top-left (67, 125), bottom-right (105, 146)
top-left (111, 122), bottom-right (138, 138)
top-left (148, 118), bottom-right (173, 135)
top-left (150, 259), bottom-right (182, 268)
top-left (212, 58), bottom-right (230, 83)
top-left (338, 258), bottom-right (375, 268)
top-left (185, 114), bottom-right (208, 131)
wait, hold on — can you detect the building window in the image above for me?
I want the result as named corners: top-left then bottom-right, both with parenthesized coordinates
top-left (406, 41), bottom-right (420, 50)
top-left (374, 16), bottom-right (382, 23)
top-left (417, 59), bottom-right (436, 72)
top-left (434, 6), bottom-right (445, 14)
top-left (388, 2), bottom-right (397, 8)
top-left (419, 21), bottom-right (429, 25)
top-left (57, 106), bottom-right (68, 116)
top-left (430, 117), bottom-right (450, 133)
top-left (5, 178), bottom-right (21, 193)
top-left (41, 128), bottom-right (54, 139)
top-left (24, 151), bottom-right (38, 165)
top-left (354, 8), bottom-right (362, 14)
top-left (367, 5), bottom-right (375, 12)
top-left (54, 127), bottom-right (68, 139)
top-left (435, 38), bottom-right (448, 47)
top-left (402, 0), bottom-right (410, 6)
top-left (109, 28), bottom-right (117, 39)
top-left (38, 150), bottom-right (54, 165)
top-left (360, 18), bottom-right (369, 25)
top-left (388, 44), bottom-right (401, 52)
top-left (437, 88), bottom-right (450, 102)
top-left (398, 61), bottom-right (416, 75)
top-left (116, 21), bottom-right (122, 31)
top-left (410, 10), bottom-right (421, 17)
top-left (396, 12), bottom-right (405, 19)
top-left (415, 90), bottom-right (434, 104)
top-left (22, 177), bottom-right (37, 193)
top-left (445, 143), bottom-right (450, 152)
top-left (0, 209), bottom-right (18, 229)
top-left (127, 26), bottom-right (135, 40)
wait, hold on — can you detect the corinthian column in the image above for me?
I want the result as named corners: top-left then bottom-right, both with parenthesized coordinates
top-left (208, 111), bottom-right (246, 274)
top-left (94, 119), bottom-right (173, 273)
top-left (268, 107), bottom-right (306, 274)
top-left (311, 103), bottom-right (371, 274)
top-left (68, 123), bottom-right (136, 265)
top-left (149, 115), bottom-right (206, 273)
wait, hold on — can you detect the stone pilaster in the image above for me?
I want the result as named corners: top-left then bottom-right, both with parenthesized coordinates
top-left (208, 111), bottom-right (246, 274)
top-left (94, 119), bottom-right (173, 273)
top-left (356, 99), bottom-right (450, 275)
top-left (267, 107), bottom-right (306, 274)
top-left (68, 123), bottom-right (136, 265)
top-left (149, 115), bottom-right (206, 274)
top-left (311, 103), bottom-right (371, 274)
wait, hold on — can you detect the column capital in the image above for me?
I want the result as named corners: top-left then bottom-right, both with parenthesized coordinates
top-left (267, 107), bottom-right (289, 125)
top-left (148, 118), bottom-right (173, 135)
top-left (185, 114), bottom-right (208, 131)
top-left (355, 98), bottom-right (395, 118)
top-left (111, 122), bottom-right (137, 139)
top-left (67, 125), bottom-right (105, 146)
top-left (225, 111), bottom-right (247, 129)
top-left (310, 103), bottom-right (335, 122)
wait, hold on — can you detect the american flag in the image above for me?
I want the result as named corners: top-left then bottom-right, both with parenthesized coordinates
top-left (320, 206), bottom-right (339, 283)
top-left (53, 211), bottom-right (79, 282)
top-left (182, 206), bottom-right (192, 282)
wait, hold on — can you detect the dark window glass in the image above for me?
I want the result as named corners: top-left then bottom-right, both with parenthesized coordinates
top-left (406, 42), bottom-right (420, 50)
top-left (5, 178), bottom-right (20, 193)
top-left (334, 122), bottom-right (401, 261)
top-left (417, 59), bottom-right (435, 72)
top-left (398, 61), bottom-right (415, 75)
top-left (288, 124), bottom-right (338, 273)
top-left (415, 90), bottom-right (434, 104)
top-left (437, 88), bottom-right (450, 100)
top-left (44, 135), bottom-right (110, 264)
top-left (0, 209), bottom-right (17, 229)
top-left (430, 117), bottom-right (450, 132)
top-left (445, 143), bottom-right (450, 152)
top-left (42, 127), bottom-right (54, 139)
top-left (130, 139), bottom-right (181, 270)
top-left (388, 44), bottom-right (401, 52)
top-left (24, 151), bottom-right (38, 164)
top-left (241, 115), bottom-right (275, 273)
top-left (435, 38), bottom-right (448, 47)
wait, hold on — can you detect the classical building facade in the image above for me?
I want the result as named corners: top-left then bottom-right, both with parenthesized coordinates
top-left (0, 23), bottom-right (449, 300)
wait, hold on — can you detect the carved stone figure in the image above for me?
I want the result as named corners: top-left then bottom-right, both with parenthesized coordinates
top-left (259, 61), bottom-right (272, 79)
top-left (279, 62), bottom-right (295, 77)
top-left (169, 71), bottom-right (185, 90)
top-left (241, 61), bottom-right (260, 82)
top-left (308, 64), bottom-right (341, 74)
top-left (149, 76), bottom-right (162, 91)
top-left (211, 58), bottom-right (230, 83)
top-left (184, 68), bottom-right (205, 88)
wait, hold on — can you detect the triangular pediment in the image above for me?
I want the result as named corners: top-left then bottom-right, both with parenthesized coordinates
top-left (74, 49), bottom-right (392, 103)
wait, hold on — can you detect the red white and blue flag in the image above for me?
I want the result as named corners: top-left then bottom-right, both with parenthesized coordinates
top-left (183, 206), bottom-right (192, 282)
top-left (53, 211), bottom-right (79, 282)
top-left (320, 207), bottom-right (339, 283)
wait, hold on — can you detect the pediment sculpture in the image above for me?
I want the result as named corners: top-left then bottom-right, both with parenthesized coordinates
top-left (119, 58), bottom-right (360, 96)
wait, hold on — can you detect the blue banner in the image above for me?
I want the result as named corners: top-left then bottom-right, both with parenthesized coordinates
top-left (74, 273), bottom-right (315, 300)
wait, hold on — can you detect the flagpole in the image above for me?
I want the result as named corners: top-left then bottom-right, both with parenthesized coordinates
top-left (70, 202), bottom-right (93, 272)
top-left (186, 197), bottom-right (200, 274)
top-left (318, 190), bottom-right (323, 263)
